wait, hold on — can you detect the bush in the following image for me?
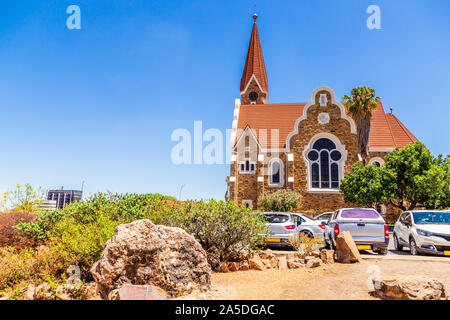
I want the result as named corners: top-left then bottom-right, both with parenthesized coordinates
top-left (0, 212), bottom-right (42, 249)
top-left (258, 190), bottom-right (301, 212)
top-left (288, 233), bottom-right (324, 258)
top-left (4, 193), bottom-right (267, 297)
top-left (46, 214), bottom-right (121, 278)
top-left (16, 193), bottom-right (178, 240)
top-left (179, 200), bottom-right (266, 262)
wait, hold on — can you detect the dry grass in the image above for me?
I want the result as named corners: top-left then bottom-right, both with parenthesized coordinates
top-left (288, 233), bottom-right (324, 257)
top-left (0, 211), bottom-right (41, 249)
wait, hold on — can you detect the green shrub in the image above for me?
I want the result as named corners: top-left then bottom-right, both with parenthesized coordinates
top-left (16, 193), bottom-right (178, 240)
top-left (179, 200), bottom-right (266, 262)
top-left (46, 214), bottom-right (121, 278)
top-left (258, 190), bottom-right (301, 212)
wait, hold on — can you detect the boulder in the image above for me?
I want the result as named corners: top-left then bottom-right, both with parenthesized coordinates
top-left (116, 284), bottom-right (167, 300)
top-left (335, 231), bottom-right (362, 263)
top-left (304, 256), bottom-right (316, 263)
top-left (248, 257), bottom-right (265, 271)
top-left (373, 276), bottom-right (448, 300)
top-left (306, 258), bottom-right (322, 269)
top-left (227, 262), bottom-right (239, 272)
top-left (21, 284), bottom-right (36, 300)
top-left (80, 282), bottom-right (101, 300)
top-left (277, 256), bottom-right (288, 270)
top-left (239, 262), bottom-right (249, 271)
top-left (55, 285), bottom-right (73, 300)
top-left (35, 282), bottom-right (53, 300)
top-left (258, 249), bottom-right (275, 260)
top-left (261, 259), bottom-right (272, 269)
top-left (90, 219), bottom-right (211, 299)
top-left (216, 263), bottom-right (230, 273)
top-left (320, 250), bottom-right (335, 264)
top-left (287, 260), bottom-right (304, 269)
top-left (0, 292), bottom-right (11, 301)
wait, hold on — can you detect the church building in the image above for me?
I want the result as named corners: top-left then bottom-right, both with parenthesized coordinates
top-left (227, 14), bottom-right (418, 214)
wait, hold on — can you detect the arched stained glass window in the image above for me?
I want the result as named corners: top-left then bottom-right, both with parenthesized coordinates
top-left (307, 138), bottom-right (343, 189)
top-left (269, 159), bottom-right (283, 187)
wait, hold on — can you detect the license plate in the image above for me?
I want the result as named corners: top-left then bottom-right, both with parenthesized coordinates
top-left (444, 251), bottom-right (450, 256)
top-left (357, 245), bottom-right (371, 250)
top-left (266, 238), bottom-right (281, 243)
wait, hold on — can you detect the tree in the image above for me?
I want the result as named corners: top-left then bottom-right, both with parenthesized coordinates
top-left (383, 142), bottom-right (449, 211)
top-left (5, 184), bottom-right (45, 213)
top-left (258, 190), bottom-right (301, 212)
top-left (343, 87), bottom-right (381, 165)
top-left (340, 142), bottom-right (450, 211)
top-left (339, 162), bottom-right (387, 208)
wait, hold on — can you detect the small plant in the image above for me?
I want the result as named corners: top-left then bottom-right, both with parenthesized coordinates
top-left (288, 233), bottom-right (324, 258)
top-left (5, 184), bottom-right (46, 213)
top-left (258, 190), bottom-right (301, 212)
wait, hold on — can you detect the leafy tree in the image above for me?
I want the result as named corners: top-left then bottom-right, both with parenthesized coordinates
top-left (343, 87), bottom-right (381, 165)
top-left (258, 190), bottom-right (301, 212)
top-left (339, 162), bottom-right (387, 208)
top-left (5, 184), bottom-right (45, 213)
top-left (383, 143), bottom-right (449, 210)
top-left (340, 142), bottom-right (450, 211)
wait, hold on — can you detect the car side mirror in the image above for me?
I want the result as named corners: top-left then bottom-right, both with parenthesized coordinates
top-left (321, 221), bottom-right (328, 226)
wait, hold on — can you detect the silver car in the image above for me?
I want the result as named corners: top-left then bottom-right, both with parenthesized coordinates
top-left (324, 208), bottom-right (389, 254)
top-left (292, 213), bottom-right (327, 238)
top-left (393, 210), bottom-right (450, 256)
top-left (260, 212), bottom-right (298, 247)
top-left (260, 212), bottom-right (326, 248)
top-left (314, 212), bottom-right (333, 222)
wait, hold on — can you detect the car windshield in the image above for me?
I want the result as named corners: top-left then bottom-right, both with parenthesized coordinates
top-left (340, 209), bottom-right (379, 219)
top-left (263, 214), bottom-right (290, 224)
top-left (413, 211), bottom-right (450, 225)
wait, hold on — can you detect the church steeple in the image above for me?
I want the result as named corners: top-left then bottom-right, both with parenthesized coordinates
top-left (240, 12), bottom-right (268, 105)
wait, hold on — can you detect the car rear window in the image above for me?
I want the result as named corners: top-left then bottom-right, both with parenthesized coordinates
top-left (340, 209), bottom-right (379, 219)
top-left (263, 214), bottom-right (290, 223)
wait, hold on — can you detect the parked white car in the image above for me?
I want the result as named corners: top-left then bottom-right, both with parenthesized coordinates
top-left (292, 213), bottom-right (327, 238)
top-left (393, 211), bottom-right (450, 256)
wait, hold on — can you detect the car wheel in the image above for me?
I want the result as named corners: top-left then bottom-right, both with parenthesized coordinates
top-left (409, 238), bottom-right (420, 256)
top-left (331, 238), bottom-right (336, 250)
top-left (300, 230), bottom-right (313, 238)
top-left (393, 233), bottom-right (403, 251)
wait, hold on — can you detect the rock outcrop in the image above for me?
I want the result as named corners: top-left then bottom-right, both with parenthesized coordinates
top-left (335, 231), bottom-right (362, 263)
top-left (373, 276), bottom-right (448, 300)
top-left (90, 219), bottom-right (211, 299)
top-left (320, 250), bottom-right (335, 264)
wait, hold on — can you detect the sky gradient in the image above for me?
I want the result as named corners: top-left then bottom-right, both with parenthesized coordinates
top-left (0, 0), bottom-right (449, 201)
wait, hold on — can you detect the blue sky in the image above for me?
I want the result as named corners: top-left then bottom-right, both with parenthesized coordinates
top-left (0, 0), bottom-right (449, 201)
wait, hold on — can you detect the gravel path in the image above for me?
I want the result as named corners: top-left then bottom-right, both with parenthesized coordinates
top-left (179, 259), bottom-right (450, 300)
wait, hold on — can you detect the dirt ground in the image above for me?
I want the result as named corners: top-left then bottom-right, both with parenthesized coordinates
top-left (179, 259), bottom-right (450, 300)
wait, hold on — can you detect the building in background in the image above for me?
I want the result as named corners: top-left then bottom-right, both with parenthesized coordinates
top-left (46, 188), bottom-right (83, 209)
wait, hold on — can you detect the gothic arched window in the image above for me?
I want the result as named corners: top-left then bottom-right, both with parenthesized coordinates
top-left (307, 138), bottom-right (343, 189)
top-left (269, 159), bottom-right (284, 187)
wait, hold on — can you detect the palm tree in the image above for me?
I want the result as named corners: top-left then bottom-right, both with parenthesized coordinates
top-left (343, 87), bottom-right (381, 165)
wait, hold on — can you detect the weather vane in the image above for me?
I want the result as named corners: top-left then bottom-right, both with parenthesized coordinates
top-left (253, 2), bottom-right (258, 21)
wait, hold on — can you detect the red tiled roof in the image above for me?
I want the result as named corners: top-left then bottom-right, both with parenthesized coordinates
top-left (235, 101), bottom-right (418, 150)
top-left (240, 21), bottom-right (268, 93)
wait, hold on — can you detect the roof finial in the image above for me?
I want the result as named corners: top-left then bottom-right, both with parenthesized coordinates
top-left (390, 107), bottom-right (393, 114)
top-left (253, 3), bottom-right (258, 21)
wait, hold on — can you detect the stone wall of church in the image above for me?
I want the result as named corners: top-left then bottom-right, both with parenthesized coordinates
top-left (240, 78), bottom-right (267, 105)
top-left (228, 89), bottom-right (405, 216)
top-left (288, 89), bottom-right (359, 214)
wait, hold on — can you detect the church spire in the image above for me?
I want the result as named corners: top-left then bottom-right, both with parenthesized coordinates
top-left (240, 10), bottom-right (268, 104)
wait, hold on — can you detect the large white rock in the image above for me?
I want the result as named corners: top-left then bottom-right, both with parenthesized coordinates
top-left (91, 219), bottom-right (211, 299)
